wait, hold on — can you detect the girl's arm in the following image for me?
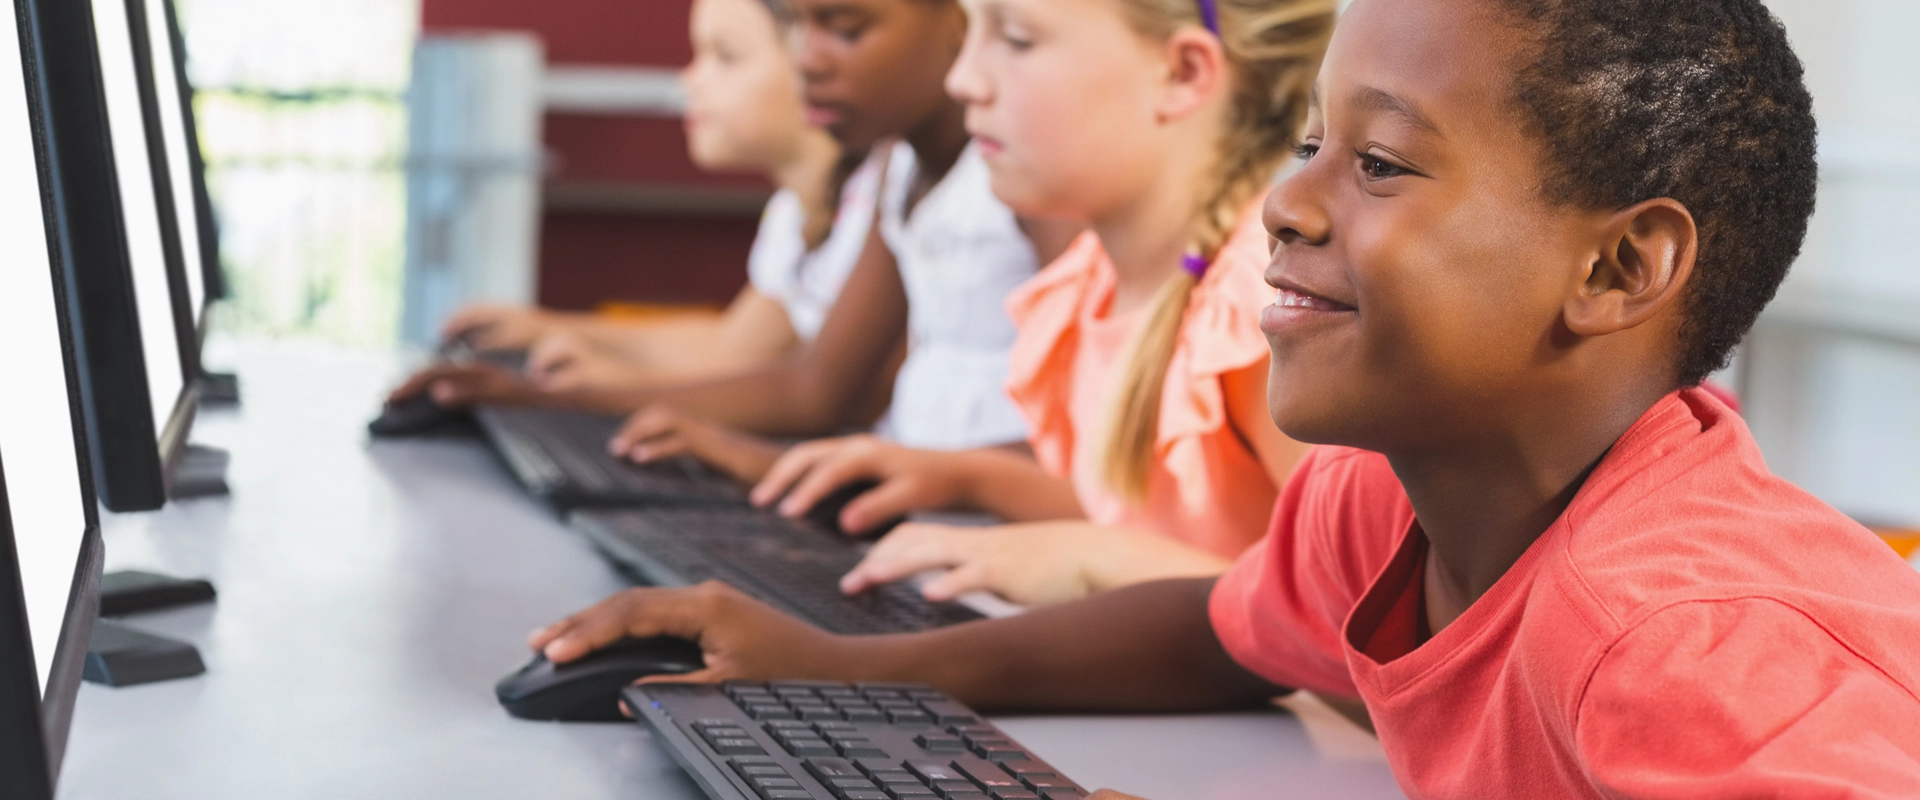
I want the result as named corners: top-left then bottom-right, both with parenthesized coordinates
top-left (583, 219), bottom-right (911, 435)
top-left (526, 287), bottom-right (799, 392)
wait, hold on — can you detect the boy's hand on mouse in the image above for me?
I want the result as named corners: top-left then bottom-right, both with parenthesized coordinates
top-left (751, 435), bottom-right (968, 533)
top-left (841, 521), bottom-right (1233, 607)
top-left (386, 363), bottom-right (543, 409)
top-left (529, 581), bottom-right (849, 684)
top-left (440, 304), bottom-right (559, 351)
top-left (608, 405), bottom-right (787, 484)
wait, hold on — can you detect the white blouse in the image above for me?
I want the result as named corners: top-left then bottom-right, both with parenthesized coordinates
top-left (745, 147), bottom-right (886, 341)
top-left (873, 141), bottom-right (1037, 450)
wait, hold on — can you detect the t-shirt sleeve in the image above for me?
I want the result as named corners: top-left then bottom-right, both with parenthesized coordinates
top-left (1208, 447), bottom-right (1412, 699)
top-left (1578, 598), bottom-right (1920, 799)
top-left (746, 190), bottom-right (806, 301)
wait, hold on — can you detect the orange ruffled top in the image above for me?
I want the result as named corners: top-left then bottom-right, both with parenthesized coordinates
top-left (1003, 206), bottom-right (1279, 559)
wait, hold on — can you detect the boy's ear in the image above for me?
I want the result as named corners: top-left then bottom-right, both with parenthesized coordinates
top-left (1157, 29), bottom-right (1227, 123)
top-left (1563, 198), bottom-right (1697, 339)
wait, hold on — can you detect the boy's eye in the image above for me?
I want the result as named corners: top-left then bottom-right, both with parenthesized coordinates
top-left (1292, 142), bottom-right (1320, 161)
top-left (1357, 152), bottom-right (1409, 180)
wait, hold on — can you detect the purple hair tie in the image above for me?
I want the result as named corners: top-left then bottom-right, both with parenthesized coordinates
top-left (1195, 0), bottom-right (1220, 35)
top-left (1181, 252), bottom-right (1211, 279)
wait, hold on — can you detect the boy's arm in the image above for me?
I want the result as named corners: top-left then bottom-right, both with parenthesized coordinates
top-left (533, 577), bottom-right (1286, 713)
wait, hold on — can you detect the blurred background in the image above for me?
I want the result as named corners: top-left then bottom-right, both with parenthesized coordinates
top-left (183, 0), bottom-right (1920, 525)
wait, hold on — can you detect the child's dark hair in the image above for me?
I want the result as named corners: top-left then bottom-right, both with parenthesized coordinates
top-left (1496, 0), bottom-right (1818, 386)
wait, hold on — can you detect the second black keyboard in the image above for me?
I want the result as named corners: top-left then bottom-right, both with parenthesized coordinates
top-left (473, 406), bottom-right (748, 508)
top-left (570, 507), bottom-right (983, 635)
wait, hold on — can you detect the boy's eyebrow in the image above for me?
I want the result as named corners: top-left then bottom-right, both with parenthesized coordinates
top-left (1353, 86), bottom-right (1442, 137)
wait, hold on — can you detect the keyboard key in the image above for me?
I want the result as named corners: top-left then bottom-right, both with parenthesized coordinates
top-left (989, 791), bottom-right (1039, 800)
top-left (784, 740), bottom-right (837, 758)
top-left (749, 705), bottom-right (797, 720)
top-left (930, 780), bottom-right (978, 796)
top-left (979, 748), bottom-right (1028, 763)
top-left (738, 765), bottom-right (790, 778)
top-left (953, 762), bottom-right (1020, 789)
top-left (838, 742), bottom-right (888, 759)
top-left (868, 770), bottom-right (916, 784)
top-left (888, 709), bottom-right (934, 726)
top-left (1037, 791), bottom-right (1086, 800)
top-left (804, 757), bottom-right (865, 780)
top-left (887, 787), bottom-right (937, 799)
top-left (768, 720), bottom-right (815, 731)
top-left (918, 700), bottom-right (979, 726)
top-left (711, 738), bottom-right (766, 756)
top-left (731, 755), bottom-right (779, 766)
top-left (815, 720), bottom-right (858, 732)
top-left (760, 791), bottom-right (812, 800)
top-left (914, 734), bottom-right (965, 752)
top-left (905, 761), bottom-right (965, 784)
top-left (750, 776), bottom-right (804, 791)
top-left (1020, 776), bottom-right (1076, 791)
top-left (772, 680), bottom-right (847, 691)
top-left (795, 705), bottom-right (841, 721)
top-left (827, 777), bottom-right (880, 790)
top-left (855, 758), bottom-right (904, 776)
top-left (842, 706), bottom-right (888, 722)
top-left (942, 793), bottom-right (990, 800)
top-left (995, 761), bottom-right (1055, 778)
top-left (840, 793), bottom-right (890, 800)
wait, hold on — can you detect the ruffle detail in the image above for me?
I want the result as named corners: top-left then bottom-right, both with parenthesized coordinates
top-left (1003, 230), bottom-right (1106, 477)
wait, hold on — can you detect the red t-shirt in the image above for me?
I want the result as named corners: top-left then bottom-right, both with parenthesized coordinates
top-left (1211, 388), bottom-right (1920, 798)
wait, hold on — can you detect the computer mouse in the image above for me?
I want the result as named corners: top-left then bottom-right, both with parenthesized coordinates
top-left (367, 393), bottom-right (470, 438)
top-left (495, 636), bottom-right (705, 722)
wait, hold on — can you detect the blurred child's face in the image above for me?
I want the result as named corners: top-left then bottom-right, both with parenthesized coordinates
top-left (947, 0), bottom-right (1191, 220)
top-left (1260, 0), bottom-right (1607, 449)
top-left (788, 0), bottom-right (968, 150)
top-left (682, 0), bottom-right (807, 171)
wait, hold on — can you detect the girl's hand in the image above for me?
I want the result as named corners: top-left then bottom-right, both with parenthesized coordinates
top-left (528, 331), bottom-right (640, 394)
top-left (608, 405), bottom-right (787, 484)
top-left (840, 521), bottom-right (1233, 607)
top-left (386, 363), bottom-right (544, 409)
top-left (441, 304), bottom-right (562, 351)
top-left (751, 435), bottom-right (972, 534)
top-left (529, 582), bottom-right (850, 683)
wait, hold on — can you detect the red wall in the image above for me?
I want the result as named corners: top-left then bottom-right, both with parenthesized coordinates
top-left (422, 0), bottom-right (764, 310)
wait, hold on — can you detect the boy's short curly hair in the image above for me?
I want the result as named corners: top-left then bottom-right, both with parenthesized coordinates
top-left (1495, 0), bottom-right (1818, 386)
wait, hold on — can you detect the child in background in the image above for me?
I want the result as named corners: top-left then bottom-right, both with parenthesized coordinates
top-left (754, 0), bottom-right (1333, 605)
top-left (397, 0), bottom-right (1079, 479)
top-left (426, 0), bottom-right (882, 397)
top-left (532, 0), bottom-right (1920, 795)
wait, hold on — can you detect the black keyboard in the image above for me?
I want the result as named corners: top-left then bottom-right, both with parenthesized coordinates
top-left (571, 508), bottom-right (983, 635)
top-left (628, 680), bottom-right (1088, 800)
top-left (472, 406), bottom-right (748, 508)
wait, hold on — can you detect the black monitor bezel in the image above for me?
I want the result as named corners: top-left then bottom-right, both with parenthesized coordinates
top-left (24, 0), bottom-right (200, 512)
top-left (157, 0), bottom-right (227, 339)
top-left (121, 0), bottom-right (202, 380)
top-left (0, 0), bottom-right (109, 789)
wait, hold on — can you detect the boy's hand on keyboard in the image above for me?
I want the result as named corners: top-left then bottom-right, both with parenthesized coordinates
top-left (753, 435), bottom-right (963, 532)
top-left (387, 364), bottom-right (543, 409)
top-left (842, 521), bottom-right (1233, 606)
top-left (609, 405), bottom-right (787, 483)
top-left (529, 581), bottom-right (848, 682)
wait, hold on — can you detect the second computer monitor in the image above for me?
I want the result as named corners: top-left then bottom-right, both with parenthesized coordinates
top-left (24, 0), bottom-right (200, 511)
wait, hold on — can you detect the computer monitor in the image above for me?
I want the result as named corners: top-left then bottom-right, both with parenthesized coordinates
top-left (130, 0), bottom-right (221, 342)
top-left (21, 0), bottom-right (200, 511)
top-left (0, 0), bottom-right (108, 791)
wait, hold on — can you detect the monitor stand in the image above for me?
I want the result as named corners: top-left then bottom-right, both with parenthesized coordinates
top-left (83, 620), bottom-right (206, 687)
top-left (199, 370), bottom-right (241, 407)
top-left (169, 444), bottom-right (231, 500)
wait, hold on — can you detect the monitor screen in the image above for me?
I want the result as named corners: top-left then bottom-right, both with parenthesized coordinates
top-left (137, 0), bottom-right (205, 324)
top-left (91, 0), bottom-right (186, 438)
top-left (0, 0), bottom-right (90, 695)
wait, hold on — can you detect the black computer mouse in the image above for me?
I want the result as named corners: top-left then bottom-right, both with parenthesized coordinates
top-left (495, 636), bottom-right (706, 722)
top-left (367, 393), bottom-right (470, 438)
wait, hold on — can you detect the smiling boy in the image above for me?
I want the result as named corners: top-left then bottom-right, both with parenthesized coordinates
top-left (529, 0), bottom-right (1920, 795)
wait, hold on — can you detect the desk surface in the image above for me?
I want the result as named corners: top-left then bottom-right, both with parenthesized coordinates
top-left (58, 341), bottom-right (1405, 800)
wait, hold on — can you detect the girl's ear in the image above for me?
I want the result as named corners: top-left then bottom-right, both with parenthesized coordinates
top-left (1156, 28), bottom-right (1227, 124)
top-left (1563, 198), bottom-right (1697, 338)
